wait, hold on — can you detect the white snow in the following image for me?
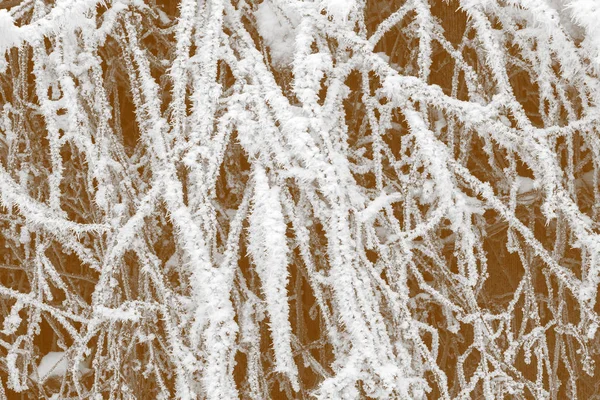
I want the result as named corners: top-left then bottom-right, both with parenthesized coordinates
top-left (34, 352), bottom-right (89, 381)
top-left (37, 352), bottom-right (69, 380)
top-left (254, 1), bottom-right (299, 66)
top-left (0, 10), bottom-right (21, 53)
top-left (515, 176), bottom-right (538, 194)
top-left (164, 251), bottom-right (181, 271)
top-left (322, 0), bottom-right (355, 22)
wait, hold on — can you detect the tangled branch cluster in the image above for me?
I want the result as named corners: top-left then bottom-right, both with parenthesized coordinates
top-left (1, 0), bottom-right (600, 398)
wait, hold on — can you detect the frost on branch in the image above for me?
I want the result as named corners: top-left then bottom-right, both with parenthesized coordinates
top-left (247, 166), bottom-right (298, 389)
top-left (1, 0), bottom-right (600, 398)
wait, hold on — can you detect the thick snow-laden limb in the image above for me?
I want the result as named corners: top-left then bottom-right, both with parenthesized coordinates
top-left (247, 166), bottom-right (299, 390)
